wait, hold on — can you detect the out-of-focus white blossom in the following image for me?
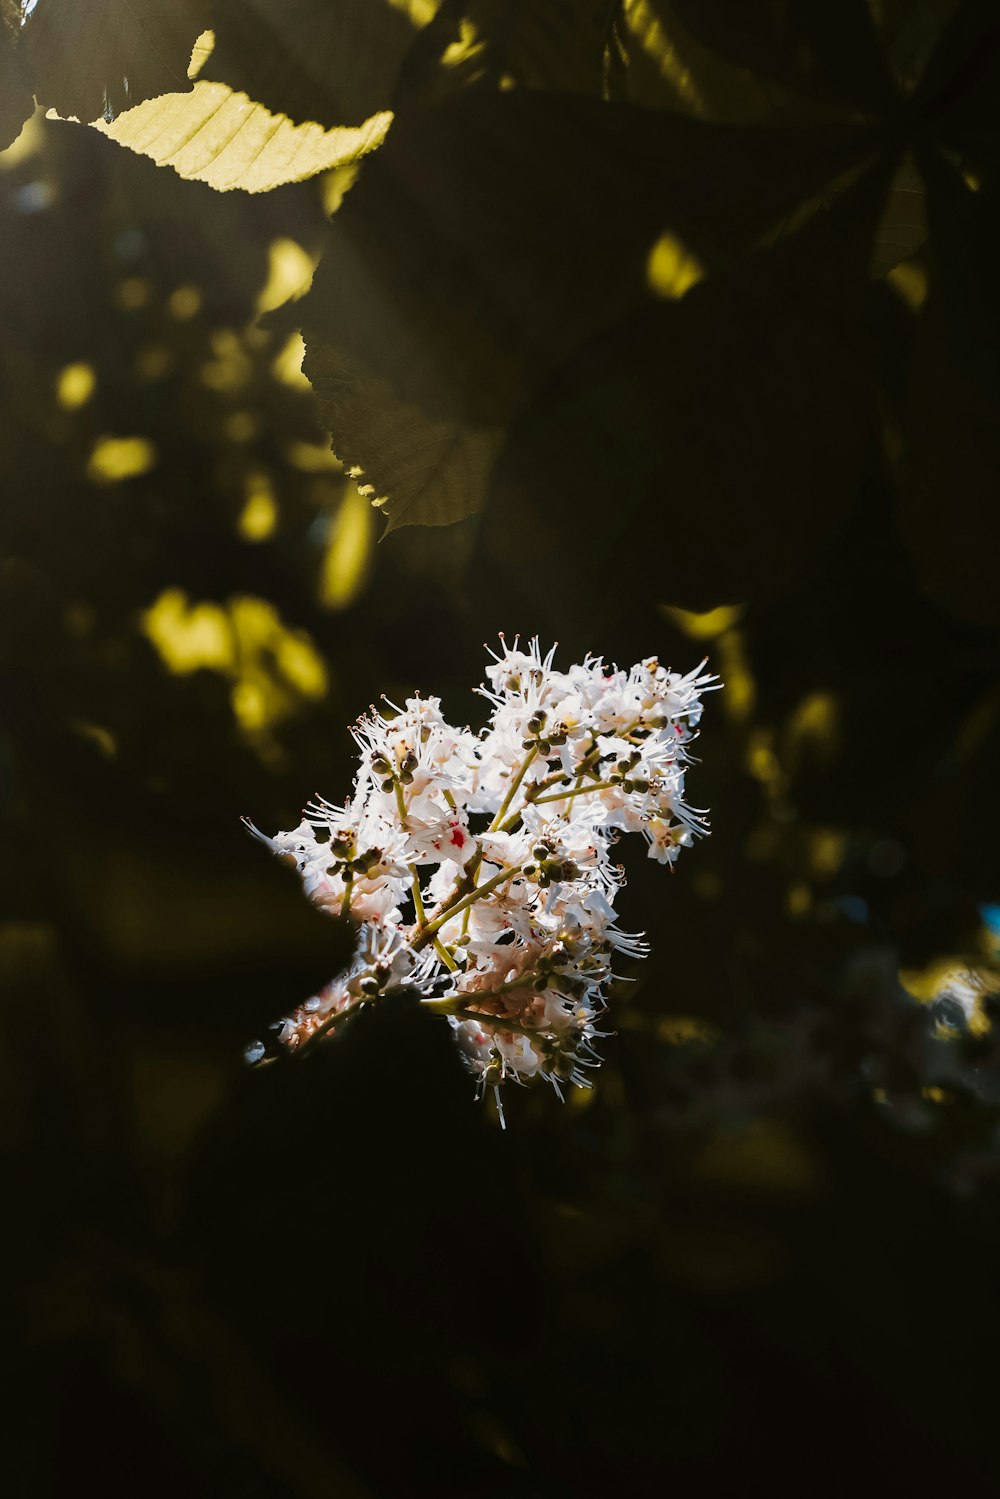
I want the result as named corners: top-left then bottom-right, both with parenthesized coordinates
top-left (244, 637), bottom-right (718, 1123)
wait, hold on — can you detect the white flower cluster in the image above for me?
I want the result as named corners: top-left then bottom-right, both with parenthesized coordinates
top-left (245, 638), bottom-right (717, 1122)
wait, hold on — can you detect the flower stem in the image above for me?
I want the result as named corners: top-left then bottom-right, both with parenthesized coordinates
top-left (409, 863), bottom-right (458, 969)
top-left (409, 865), bottom-right (426, 924)
top-left (432, 935), bottom-right (459, 971)
top-left (295, 995), bottom-right (368, 1057)
top-left (421, 972), bottom-right (543, 1012)
top-left (489, 745), bottom-right (538, 832)
top-left (531, 779), bottom-right (616, 806)
top-left (497, 747), bottom-right (610, 831)
top-left (394, 780), bottom-right (409, 830)
top-left (444, 1007), bottom-right (556, 1045)
top-left (423, 741), bottom-right (543, 937)
top-left (413, 864), bottom-right (523, 946)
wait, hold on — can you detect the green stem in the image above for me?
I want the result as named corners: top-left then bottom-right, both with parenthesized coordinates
top-left (554, 720), bottom-right (641, 790)
top-left (409, 863), bottom-right (458, 969)
top-left (432, 935), bottom-right (459, 971)
top-left (532, 779), bottom-right (617, 807)
top-left (424, 742), bottom-right (543, 938)
top-left (497, 744), bottom-right (612, 831)
top-left (409, 865), bottom-right (426, 924)
top-left (489, 744), bottom-right (538, 832)
top-left (394, 780), bottom-right (409, 830)
top-left (413, 864), bottom-right (524, 947)
top-left (340, 875), bottom-right (354, 920)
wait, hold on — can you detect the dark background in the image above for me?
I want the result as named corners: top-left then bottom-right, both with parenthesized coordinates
top-left (3, 3), bottom-right (1000, 1495)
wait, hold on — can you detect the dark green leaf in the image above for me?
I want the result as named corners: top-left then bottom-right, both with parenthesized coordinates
top-left (898, 150), bottom-right (1000, 625)
top-left (301, 339), bottom-right (504, 529)
top-left (875, 0), bottom-right (964, 94)
top-left (453, 0), bottom-right (620, 95)
top-left (668, 0), bottom-right (897, 113)
top-left (870, 152), bottom-right (928, 274)
top-left (915, 0), bottom-right (1000, 147)
top-left (0, 10), bottom-right (32, 150)
top-left (299, 89), bottom-right (876, 527)
top-left (25, 0), bottom-right (209, 121)
top-left (616, 0), bottom-right (808, 123)
top-left (205, 0), bottom-right (436, 129)
top-left (489, 161), bottom-right (893, 607)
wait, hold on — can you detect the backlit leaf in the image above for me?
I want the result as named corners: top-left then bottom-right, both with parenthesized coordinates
top-left (302, 340), bottom-right (503, 530)
top-left (87, 80), bottom-right (391, 192)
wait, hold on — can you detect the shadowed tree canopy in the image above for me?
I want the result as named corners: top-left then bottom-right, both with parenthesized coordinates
top-left (3, 2), bottom-right (1000, 1496)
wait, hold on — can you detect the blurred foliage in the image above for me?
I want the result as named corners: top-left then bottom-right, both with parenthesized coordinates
top-left (3, 1), bottom-right (1000, 1496)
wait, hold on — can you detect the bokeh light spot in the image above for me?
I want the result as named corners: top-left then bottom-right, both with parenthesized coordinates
top-left (87, 435), bottom-right (158, 484)
top-left (55, 361), bottom-right (96, 410)
top-left (647, 231), bottom-right (703, 300)
top-left (320, 485), bottom-right (374, 609)
top-left (238, 471), bottom-right (278, 542)
top-left (256, 238), bottom-right (316, 315)
top-left (168, 285), bottom-right (202, 320)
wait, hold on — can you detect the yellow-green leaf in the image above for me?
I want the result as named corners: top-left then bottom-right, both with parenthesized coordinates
top-left (83, 79), bottom-right (391, 192)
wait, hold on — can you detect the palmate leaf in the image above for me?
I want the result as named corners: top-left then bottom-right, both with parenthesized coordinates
top-left (298, 87), bottom-right (876, 531)
top-left (296, 0), bottom-right (994, 629)
top-left (666, 0), bottom-right (897, 111)
top-left (615, 0), bottom-right (836, 123)
top-left (487, 160), bottom-right (894, 609)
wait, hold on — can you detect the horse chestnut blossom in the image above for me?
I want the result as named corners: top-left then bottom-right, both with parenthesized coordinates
top-left (244, 638), bottom-right (718, 1123)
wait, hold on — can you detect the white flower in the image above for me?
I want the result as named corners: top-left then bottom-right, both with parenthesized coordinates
top-left (243, 637), bottom-right (717, 1122)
